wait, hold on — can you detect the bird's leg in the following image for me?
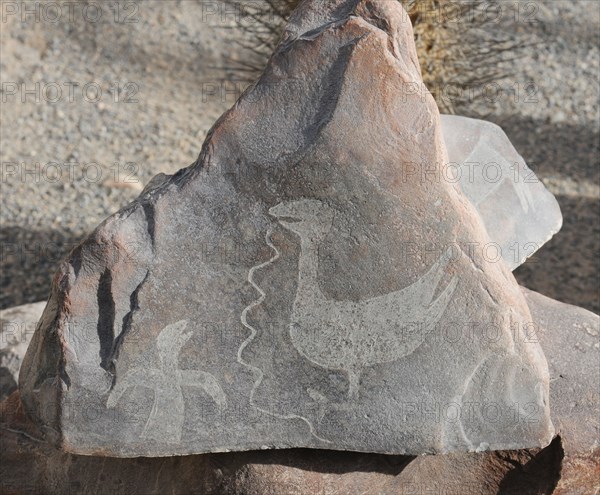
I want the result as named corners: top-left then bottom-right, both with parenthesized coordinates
top-left (347, 370), bottom-right (360, 400)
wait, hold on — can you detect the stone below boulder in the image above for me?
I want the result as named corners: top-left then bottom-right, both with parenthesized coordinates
top-left (19, 0), bottom-right (552, 456)
top-left (0, 302), bottom-right (46, 401)
top-left (2, 288), bottom-right (597, 494)
top-left (521, 288), bottom-right (599, 494)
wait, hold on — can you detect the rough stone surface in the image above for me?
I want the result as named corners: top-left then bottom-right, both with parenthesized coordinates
top-left (522, 288), bottom-right (600, 495)
top-left (2, 289), bottom-right (597, 494)
top-left (19, 0), bottom-right (553, 456)
top-left (0, 302), bottom-right (46, 401)
top-left (441, 115), bottom-right (563, 270)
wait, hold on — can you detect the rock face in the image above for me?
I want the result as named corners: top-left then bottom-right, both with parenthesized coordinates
top-left (19, 0), bottom-right (553, 456)
top-left (3, 289), bottom-right (597, 494)
top-left (441, 115), bottom-right (563, 269)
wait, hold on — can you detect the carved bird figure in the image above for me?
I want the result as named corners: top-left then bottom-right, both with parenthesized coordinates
top-left (269, 199), bottom-right (458, 399)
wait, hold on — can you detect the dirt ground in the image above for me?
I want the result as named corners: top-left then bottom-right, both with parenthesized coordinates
top-left (1, 0), bottom-right (598, 312)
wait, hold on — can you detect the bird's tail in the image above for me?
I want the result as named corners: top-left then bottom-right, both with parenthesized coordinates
top-left (428, 276), bottom-right (459, 323)
top-left (420, 248), bottom-right (456, 304)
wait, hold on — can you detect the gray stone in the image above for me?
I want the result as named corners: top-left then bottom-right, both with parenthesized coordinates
top-left (521, 288), bottom-right (600, 495)
top-left (2, 288), bottom-right (597, 494)
top-left (19, 0), bottom-right (553, 456)
top-left (441, 115), bottom-right (563, 270)
top-left (0, 302), bottom-right (46, 401)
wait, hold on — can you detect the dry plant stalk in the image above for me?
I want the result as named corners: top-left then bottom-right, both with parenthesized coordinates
top-left (223, 0), bottom-right (522, 113)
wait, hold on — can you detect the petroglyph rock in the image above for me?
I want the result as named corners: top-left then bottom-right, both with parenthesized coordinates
top-left (20, 0), bottom-right (553, 456)
top-left (441, 115), bottom-right (563, 270)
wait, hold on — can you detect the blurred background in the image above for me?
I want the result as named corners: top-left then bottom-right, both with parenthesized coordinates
top-left (1, 0), bottom-right (598, 312)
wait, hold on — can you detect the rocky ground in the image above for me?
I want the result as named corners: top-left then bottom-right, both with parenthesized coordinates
top-left (1, 0), bottom-right (598, 313)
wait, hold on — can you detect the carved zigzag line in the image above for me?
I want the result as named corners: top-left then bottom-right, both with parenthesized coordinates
top-left (237, 227), bottom-right (331, 444)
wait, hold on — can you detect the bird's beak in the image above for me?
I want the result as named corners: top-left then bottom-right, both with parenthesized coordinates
top-left (268, 203), bottom-right (288, 218)
top-left (269, 204), bottom-right (301, 228)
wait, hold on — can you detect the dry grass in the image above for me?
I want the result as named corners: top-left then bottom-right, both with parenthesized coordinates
top-left (222, 0), bottom-right (523, 113)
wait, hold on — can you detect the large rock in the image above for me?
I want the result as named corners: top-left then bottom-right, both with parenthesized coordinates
top-left (2, 289), bottom-right (597, 494)
top-left (19, 0), bottom-right (553, 456)
top-left (441, 115), bottom-right (563, 270)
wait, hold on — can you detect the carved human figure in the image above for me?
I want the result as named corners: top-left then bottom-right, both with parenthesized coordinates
top-left (106, 320), bottom-right (226, 442)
